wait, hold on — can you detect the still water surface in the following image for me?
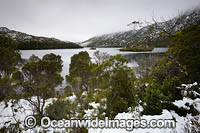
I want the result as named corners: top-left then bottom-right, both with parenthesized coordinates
top-left (21, 48), bottom-right (168, 78)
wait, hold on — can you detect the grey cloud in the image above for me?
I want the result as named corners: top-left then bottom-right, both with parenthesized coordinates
top-left (0, 0), bottom-right (200, 42)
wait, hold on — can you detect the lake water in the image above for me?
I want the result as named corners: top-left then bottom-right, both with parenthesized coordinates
top-left (21, 47), bottom-right (168, 79)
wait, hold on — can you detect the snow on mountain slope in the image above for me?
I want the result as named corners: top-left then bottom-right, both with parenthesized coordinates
top-left (0, 27), bottom-right (82, 49)
top-left (81, 30), bottom-right (137, 47)
top-left (81, 8), bottom-right (200, 48)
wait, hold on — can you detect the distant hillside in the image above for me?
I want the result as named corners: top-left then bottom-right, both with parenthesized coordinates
top-left (0, 27), bottom-right (82, 50)
top-left (81, 8), bottom-right (200, 48)
top-left (81, 30), bottom-right (137, 47)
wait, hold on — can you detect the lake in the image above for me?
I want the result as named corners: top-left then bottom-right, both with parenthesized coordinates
top-left (21, 47), bottom-right (168, 83)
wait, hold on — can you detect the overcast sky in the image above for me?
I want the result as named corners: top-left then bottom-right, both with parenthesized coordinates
top-left (0, 0), bottom-right (200, 42)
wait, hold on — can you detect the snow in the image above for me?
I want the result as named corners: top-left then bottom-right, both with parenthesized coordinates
top-left (89, 110), bottom-right (175, 133)
top-left (173, 97), bottom-right (195, 110)
top-left (67, 94), bottom-right (76, 102)
top-left (80, 9), bottom-right (200, 48)
top-left (84, 102), bottom-right (100, 118)
top-left (82, 91), bottom-right (87, 96)
top-left (84, 109), bottom-right (95, 118)
top-left (0, 98), bottom-right (55, 131)
top-left (0, 96), bottom-right (199, 133)
top-left (0, 82), bottom-right (199, 132)
top-left (89, 96), bottom-right (200, 133)
top-left (80, 41), bottom-right (92, 47)
top-left (89, 102), bottom-right (100, 109)
top-left (0, 27), bottom-right (9, 32)
top-left (173, 97), bottom-right (200, 112)
top-left (8, 32), bottom-right (17, 39)
top-left (181, 82), bottom-right (198, 89)
top-left (24, 35), bottom-right (32, 39)
top-left (88, 109), bottom-right (199, 133)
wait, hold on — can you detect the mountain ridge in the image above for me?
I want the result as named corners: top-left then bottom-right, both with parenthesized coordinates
top-left (81, 8), bottom-right (200, 48)
top-left (0, 27), bottom-right (82, 50)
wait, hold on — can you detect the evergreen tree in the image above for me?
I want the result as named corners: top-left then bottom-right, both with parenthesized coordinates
top-left (21, 53), bottom-right (63, 119)
top-left (170, 24), bottom-right (200, 83)
top-left (0, 36), bottom-right (21, 101)
top-left (66, 51), bottom-right (92, 91)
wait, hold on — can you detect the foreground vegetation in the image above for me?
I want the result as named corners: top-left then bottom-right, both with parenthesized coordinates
top-left (0, 24), bottom-right (200, 132)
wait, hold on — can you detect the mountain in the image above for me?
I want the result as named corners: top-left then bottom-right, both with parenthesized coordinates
top-left (81, 30), bottom-right (137, 47)
top-left (81, 8), bottom-right (200, 48)
top-left (0, 27), bottom-right (82, 50)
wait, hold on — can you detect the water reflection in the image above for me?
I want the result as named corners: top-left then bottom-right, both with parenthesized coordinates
top-left (21, 47), bottom-right (168, 83)
top-left (123, 53), bottom-right (166, 77)
top-left (123, 52), bottom-right (166, 66)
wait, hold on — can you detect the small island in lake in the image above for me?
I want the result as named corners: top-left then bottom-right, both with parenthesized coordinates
top-left (119, 44), bottom-right (153, 52)
top-left (90, 47), bottom-right (96, 50)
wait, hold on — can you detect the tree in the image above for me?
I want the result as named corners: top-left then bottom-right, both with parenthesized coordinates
top-left (170, 24), bottom-right (200, 83)
top-left (143, 81), bottom-right (163, 115)
top-left (45, 99), bottom-right (77, 120)
top-left (0, 36), bottom-right (21, 101)
top-left (0, 36), bottom-right (21, 77)
top-left (127, 21), bottom-right (143, 30)
top-left (0, 76), bottom-right (14, 101)
top-left (66, 51), bottom-right (92, 91)
top-left (149, 56), bottom-right (186, 84)
top-left (93, 50), bottom-right (110, 65)
top-left (66, 52), bottom-right (137, 118)
top-left (21, 53), bottom-right (63, 120)
top-left (100, 55), bottom-right (136, 118)
top-left (141, 56), bottom-right (183, 115)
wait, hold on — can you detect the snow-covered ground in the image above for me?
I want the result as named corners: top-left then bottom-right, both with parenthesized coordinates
top-left (89, 99), bottom-right (200, 133)
top-left (0, 83), bottom-right (199, 132)
top-left (0, 98), bottom-right (56, 132)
